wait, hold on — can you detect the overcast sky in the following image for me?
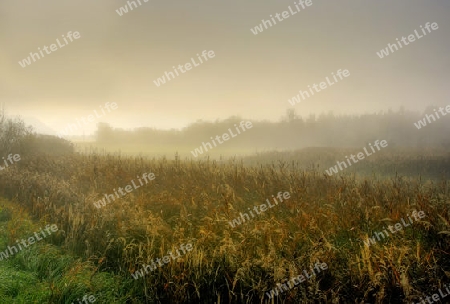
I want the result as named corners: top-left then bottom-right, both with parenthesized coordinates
top-left (1, 0), bottom-right (449, 135)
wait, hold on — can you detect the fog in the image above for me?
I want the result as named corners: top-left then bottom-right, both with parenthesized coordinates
top-left (1, 0), bottom-right (450, 140)
top-left (75, 108), bottom-right (446, 157)
top-left (2, 2), bottom-right (450, 302)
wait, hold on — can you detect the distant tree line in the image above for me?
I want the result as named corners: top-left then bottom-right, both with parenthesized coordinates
top-left (94, 107), bottom-right (450, 151)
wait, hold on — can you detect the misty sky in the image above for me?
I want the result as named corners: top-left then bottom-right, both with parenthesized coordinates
top-left (1, 0), bottom-right (449, 135)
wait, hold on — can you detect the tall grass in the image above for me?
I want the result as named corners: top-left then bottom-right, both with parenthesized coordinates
top-left (0, 151), bottom-right (449, 303)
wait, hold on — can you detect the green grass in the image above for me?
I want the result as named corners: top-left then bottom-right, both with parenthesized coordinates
top-left (0, 199), bottom-right (131, 304)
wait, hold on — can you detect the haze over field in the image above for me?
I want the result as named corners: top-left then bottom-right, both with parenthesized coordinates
top-left (1, 1), bottom-right (450, 303)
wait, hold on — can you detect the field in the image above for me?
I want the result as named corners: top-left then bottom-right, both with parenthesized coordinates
top-left (0, 148), bottom-right (449, 303)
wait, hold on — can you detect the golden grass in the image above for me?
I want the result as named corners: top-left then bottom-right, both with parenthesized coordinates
top-left (0, 152), bottom-right (449, 303)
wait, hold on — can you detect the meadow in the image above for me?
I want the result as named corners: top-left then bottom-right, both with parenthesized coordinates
top-left (0, 147), bottom-right (449, 303)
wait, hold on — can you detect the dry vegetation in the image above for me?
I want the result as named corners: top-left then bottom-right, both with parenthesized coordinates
top-left (0, 149), bottom-right (449, 303)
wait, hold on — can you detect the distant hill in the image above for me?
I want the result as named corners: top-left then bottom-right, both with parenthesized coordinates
top-left (10, 115), bottom-right (57, 136)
